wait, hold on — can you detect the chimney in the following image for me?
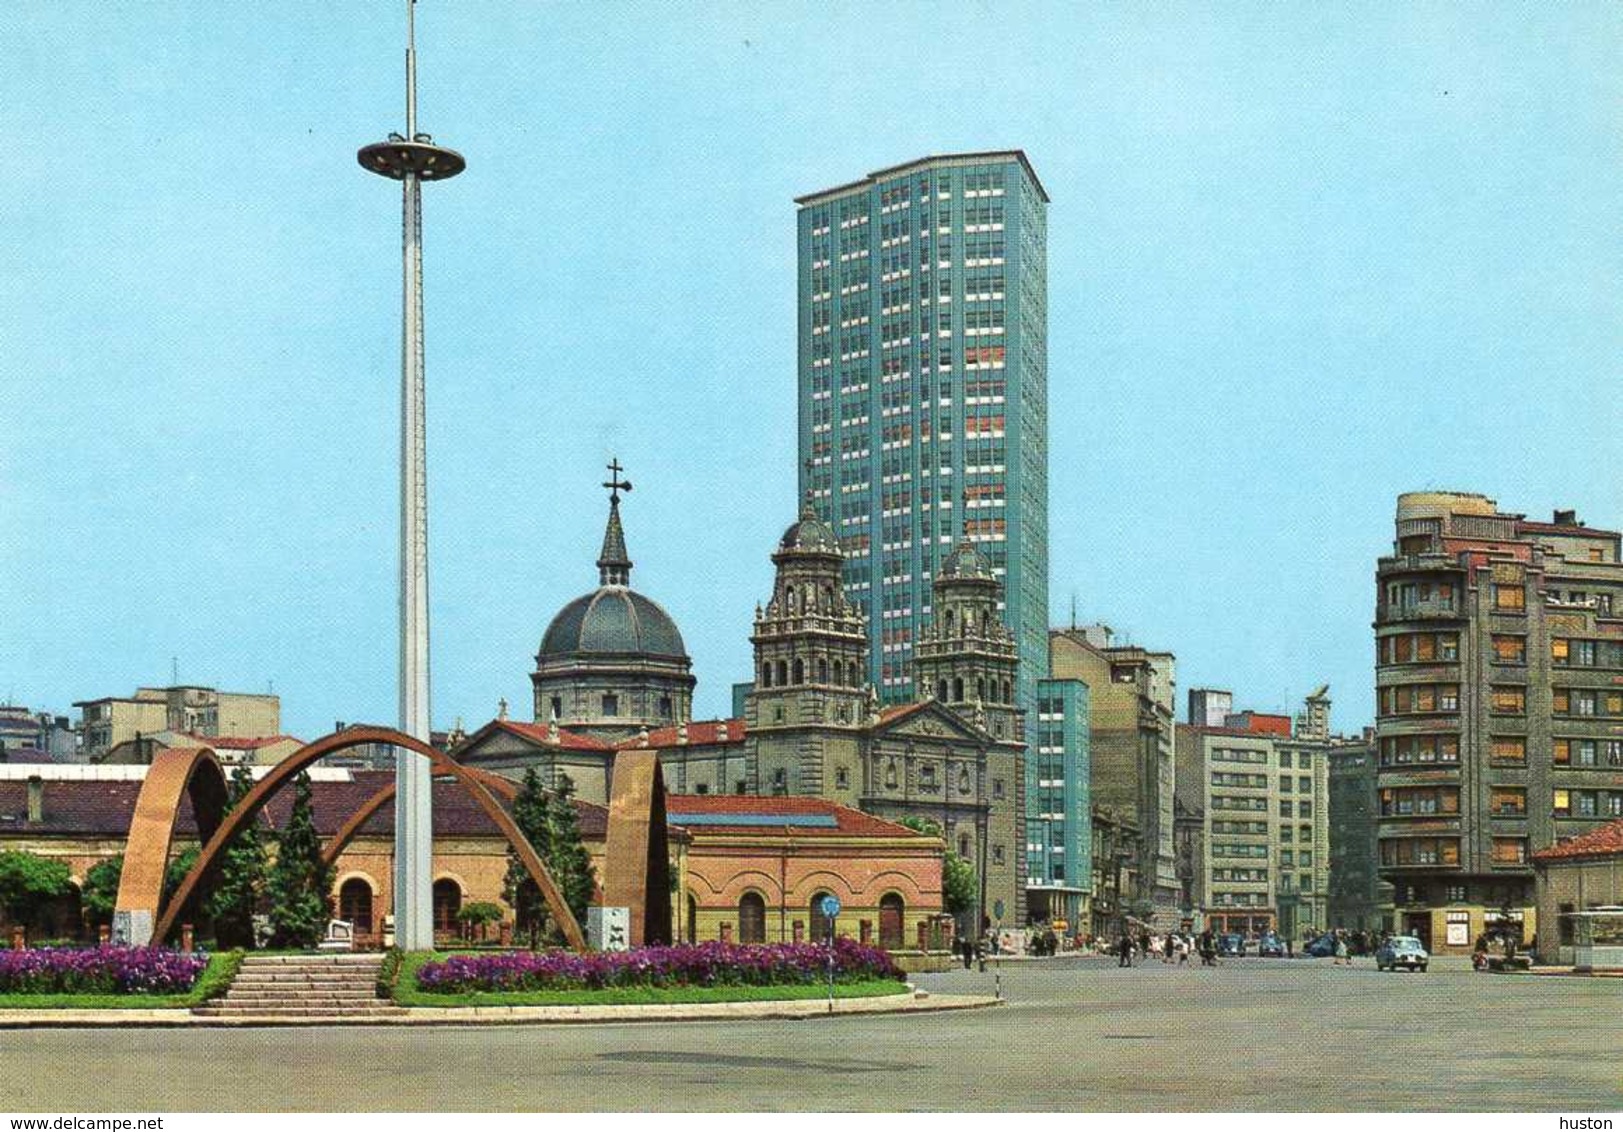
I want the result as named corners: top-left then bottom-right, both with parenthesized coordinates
top-left (676, 722), bottom-right (688, 746)
top-left (717, 722), bottom-right (729, 742)
top-left (1553, 509), bottom-right (1579, 527)
top-left (26, 776), bottom-right (43, 825)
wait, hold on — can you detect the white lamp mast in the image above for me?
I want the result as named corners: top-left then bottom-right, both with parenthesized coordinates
top-left (358, 0), bottom-right (465, 952)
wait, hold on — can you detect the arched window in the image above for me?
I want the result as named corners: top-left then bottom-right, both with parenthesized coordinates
top-left (1002, 680), bottom-right (1012, 703)
top-left (793, 658), bottom-right (805, 684)
top-left (953, 677), bottom-right (964, 702)
top-left (958, 833), bottom-right (972, 858)
top-left (738, 891), bottom-right (767, 944)
top-left (945, 608), bottom-right (955, 632)
top-left (761, 661), bottom-right (772, 689)
top-left (776, 660), bottom-right (789, 687)
top-left (879, 893), bottom-right (905, 949)
top-left (818, 657), bottom-right (829, 684)
top-left (981, 611), bottom-right (990, 634)
top-left (549, 695), bottom-right (563, 721)
top-left (958, 766), bottom-right (971, 794)
top-left (937, 679), bottom-right (948, 702)
top-left (432, 878), bottom-right (462, 935)
top-left (659, 695), bottom-right (673, 719)
top-left (686, 893), bottom-right (698, 944)
top-left (823, 586), bottom-right (834, 609)
top-left (601, 692), bottom-right (619, 717)
top-left (339, 877), bottom-right (373, 934)
top-left (809, 891), bottom-right (836, 941)
top-left (976, 677), bottom-right (986, 702)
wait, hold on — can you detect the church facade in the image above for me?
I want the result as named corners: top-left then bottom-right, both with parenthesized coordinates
top-left (452, 476), bottom-right (1028, 930)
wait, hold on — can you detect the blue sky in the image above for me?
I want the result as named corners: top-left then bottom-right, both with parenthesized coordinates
top-left (3, 3), bottom-right (1618, 740)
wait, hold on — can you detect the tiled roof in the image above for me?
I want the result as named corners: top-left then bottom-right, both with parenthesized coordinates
top-left (482, 720), bottom-right (617, 752)
top-left (1518, 520), bottom-right (1620, 538)
top-left (876, 702), bottom-right (932, 726)
top-left (616, 719), bottom-right (746, 750)
top-left (184, 734), bottom-right (302, 750)
top-left (1531, 820), bottom-right (1623, 863)
top-left (0, 773), bottom-right (609, 842)
top-left (664, 793), bottom-right (931, 840)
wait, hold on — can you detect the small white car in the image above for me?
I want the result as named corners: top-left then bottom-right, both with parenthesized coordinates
top-left (1375, 935), bottom-right (1429, 971)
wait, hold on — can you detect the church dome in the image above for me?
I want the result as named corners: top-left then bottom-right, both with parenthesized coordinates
top-left (777, 500), bottom-right (840, 556)
top-left (939, 538), bottom-right (995, 582)
top-left (539, 588), bottom-right (687, 660)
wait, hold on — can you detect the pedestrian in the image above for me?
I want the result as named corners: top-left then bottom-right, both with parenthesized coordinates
top-left (1177, 935), bottom-right (1190, 965)
top-left (1118, 934), bottom-right (1134, 967)
top-left (960, 934), bottom-right (973, 969)
top-left (1333, 932), bottom-right (1349, 966)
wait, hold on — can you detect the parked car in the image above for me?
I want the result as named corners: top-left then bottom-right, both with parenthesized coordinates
top-left (1217, 933), bottom-right (1246, 957)
top-left (1258, 932), bottom-right (1286, 958)
top-left (1376, 935), bottom-right (1429, 972)
top-left (1305, 932), bottom-right (1338, 958)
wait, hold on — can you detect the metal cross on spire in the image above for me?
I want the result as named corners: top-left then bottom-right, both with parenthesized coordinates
top-left (603, 458), bottom-right (633, 503)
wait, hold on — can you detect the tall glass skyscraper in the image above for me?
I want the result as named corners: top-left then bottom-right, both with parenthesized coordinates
top-left (795, 152), bottom-right (1050, 710)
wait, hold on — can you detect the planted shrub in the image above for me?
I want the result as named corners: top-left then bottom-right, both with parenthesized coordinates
top-left (0, 945), bottom-right (209, 995)
top-left (416, 938), bottom-right (903, 994)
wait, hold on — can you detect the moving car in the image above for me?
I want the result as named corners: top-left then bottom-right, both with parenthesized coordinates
top-left (1375, 935), bottom-right (1429, 972)
top-left (1258, 932), bottom-right (1286, 958)
top-left (1217, 933), bottom-right (1246, 957)
top-left (1305, 932), bottom-right (1338, 958)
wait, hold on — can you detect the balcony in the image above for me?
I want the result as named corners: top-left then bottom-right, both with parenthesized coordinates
top-left (1376, 602), bottom-right (1464, 625)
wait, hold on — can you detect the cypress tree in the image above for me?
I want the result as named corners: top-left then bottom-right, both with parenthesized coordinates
top-left (503, 766), bottom-right (552, 948)
top-left (546, 772), bottom-right (596, 937)
top-left (207, 762), bottom-right (267, 949)
top-left (266, 771), bottom-right (334, 949)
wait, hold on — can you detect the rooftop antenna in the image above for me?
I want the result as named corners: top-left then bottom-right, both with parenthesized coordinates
top-left (171, 656), bottom-right (179, 685)
top-left (1069, 591), bottom-right (1077, 631)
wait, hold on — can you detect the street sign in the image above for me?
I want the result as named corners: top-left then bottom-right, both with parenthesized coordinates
top-left (818, 894), bottom-right (841, 919)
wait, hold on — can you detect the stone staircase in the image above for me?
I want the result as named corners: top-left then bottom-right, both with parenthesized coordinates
top-left (193, 953), bottom-right (407, 1020)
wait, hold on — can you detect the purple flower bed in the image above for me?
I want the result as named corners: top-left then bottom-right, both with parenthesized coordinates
top-left (0, 945), bottom-right (209, 995)
top-left (417, 938), bottom-right (903, 994)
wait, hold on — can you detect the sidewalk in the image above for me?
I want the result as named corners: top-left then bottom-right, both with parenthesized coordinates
top-left (0, 988), bottom-right (1002, 1028)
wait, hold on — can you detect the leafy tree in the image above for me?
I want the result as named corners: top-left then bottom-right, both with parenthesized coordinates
top-left (457, 901), bottom-right (504, 942)
top-left (545, 772), bottom-right (596, 937)
top-left (898, 816), bottom-right (976, 917)
top-left (502, 767), bottom-right (552, 947)
top-left (266, 771), bottom-right (334, 949)
top-left (0, 851), bottom-right (73, 938)
top-left (77, 850), bottom-right (200, 933)
top-left (81, 856), bottom-right (124, 927)
top-left (165, 846), bottom-right (201, 904)
top-left (206, 762), bottom-right (267, 949)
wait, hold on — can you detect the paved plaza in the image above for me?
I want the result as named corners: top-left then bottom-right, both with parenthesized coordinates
top-left (3, 957), bottom-right (1619, 1111)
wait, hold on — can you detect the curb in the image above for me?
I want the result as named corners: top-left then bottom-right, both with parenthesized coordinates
top-left (0, 992), bottom-right (1002, 1029)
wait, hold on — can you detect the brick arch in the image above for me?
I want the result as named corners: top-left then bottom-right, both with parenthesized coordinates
top-left (706, 868), bottom-right (784, 905)
top-left (858, 869), bottom-right (935, 904)
top-left (113, 746), bottom-right (229, 939)
top-left (792, 870), bottom-right (861, 902)
top-left (146, 726), bottom-right (586, 950)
